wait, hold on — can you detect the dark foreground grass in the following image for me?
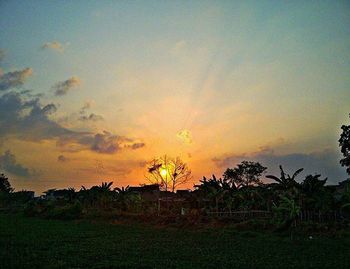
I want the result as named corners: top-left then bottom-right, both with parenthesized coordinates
top-left (0, 213), bottom-right (349, 269)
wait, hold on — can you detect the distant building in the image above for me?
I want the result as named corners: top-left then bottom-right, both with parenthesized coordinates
top-left (128, 184), bottom-right (160, 193)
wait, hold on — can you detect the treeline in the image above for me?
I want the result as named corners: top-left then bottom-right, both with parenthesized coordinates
top-left (0, 114), bottom-right (349, 232)
top-left (1, 163), bottom-right (350, 230)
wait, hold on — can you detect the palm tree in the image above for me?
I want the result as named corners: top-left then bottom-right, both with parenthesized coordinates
top-left (266, 166), bottom-right (303, 190)
top-left (194, 175), bottom-right (229, 212)
top-left (98, 182), bottom-right (113, 192)
top-left (78, 182), bottom-right (115, 209)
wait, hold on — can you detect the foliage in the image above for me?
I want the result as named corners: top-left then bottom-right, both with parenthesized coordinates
top-left (266, 166), bottom-right (303, 190)
top-left (223, 161), bottom-right (267, 188)
top-left (45, 201), bottom-right (83, 220)
top-left (115, 186), bottom-right (142, 212)
top-left (273, 195), bottom-right (301, 227)
top-left (0, 173), bottom-right (14, 193)
top-left (300, 174), bottom-right (331, 212)
top-left (339, 113), bottom-right (350, 175)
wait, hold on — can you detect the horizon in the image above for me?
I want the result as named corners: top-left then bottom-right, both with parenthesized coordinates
top-left (1, 1), bottom-right (350, 194)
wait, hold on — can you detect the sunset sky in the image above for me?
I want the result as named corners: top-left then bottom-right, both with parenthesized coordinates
top-left (0, 1), bottom-right (349, 193)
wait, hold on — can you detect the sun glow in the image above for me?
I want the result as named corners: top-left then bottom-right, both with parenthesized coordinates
top-left (160, 168), bottom-right (167, 178)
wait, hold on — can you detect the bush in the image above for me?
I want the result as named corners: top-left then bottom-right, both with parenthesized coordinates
top-left (44, 201), bottom-right (82, 220)
top-left (23, 201), bottom-right (39, 217)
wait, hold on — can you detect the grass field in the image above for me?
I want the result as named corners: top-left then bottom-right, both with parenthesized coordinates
top-left (1, 213), bottom-right (349, 269)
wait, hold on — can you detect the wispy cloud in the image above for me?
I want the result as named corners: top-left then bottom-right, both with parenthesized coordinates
top-left (41, 41), bottom-right (66, 53)
top-left (53, 76), bottom-right (81, 96)
top-left (0, 68), bottom-right (33, 91)
top-left (79, 100), bottom-right (95, 114)
top-left (79, 113), bottom-right (104, 122)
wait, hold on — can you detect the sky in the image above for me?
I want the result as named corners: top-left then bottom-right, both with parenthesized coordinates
top-left (0, 0), bottom-right (349, 193)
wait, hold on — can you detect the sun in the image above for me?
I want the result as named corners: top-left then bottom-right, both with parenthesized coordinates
top-left (160, 168), bottom-right (167, 177)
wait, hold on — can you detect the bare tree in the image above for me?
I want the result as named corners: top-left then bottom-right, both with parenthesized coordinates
top-left (145, 155), bottom-right (192, 192)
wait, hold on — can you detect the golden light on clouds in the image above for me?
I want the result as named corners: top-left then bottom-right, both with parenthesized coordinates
top-left (177, 129), bottom-right (192, 144)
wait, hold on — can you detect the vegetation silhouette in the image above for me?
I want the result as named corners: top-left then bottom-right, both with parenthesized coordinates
top-left (146, 155), bottom-right (192, 192)
top-left (339, 113), bottom-right (350, 175)
top-left (0, 173), bottom-right (13, 193)
top-left (0, 114), bottom-right (350, 233)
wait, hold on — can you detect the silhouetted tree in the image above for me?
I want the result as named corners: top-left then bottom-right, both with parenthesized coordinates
top-left (223, 161), bottom-right (267, 188)
top-left (339, 113), bottom-right (350, 175)
top-left (0, 173), bottom-right (14, 193)
top-left (194, 175), bottom-right (229, 211)
top-left (266, 166), bottom-right (303, 190)
top-left (79, 182), bottom-right (115, 209)
top-left (300, 174), bottom-right (330, 212)
top-left (146, 155), bottom-right (192, 192)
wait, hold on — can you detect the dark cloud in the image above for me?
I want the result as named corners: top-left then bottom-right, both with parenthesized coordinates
top-left (76, 131), bottom-right (145, 154)
top-left (0, 68), bottom-right (33, 91)
top-left (53, 76), bottom-right (81, 96)
top-left (0, 150), bottom-right (33, 177)
top-left (90, 131), bottom-right (126, 154)
top-left (0, 91), bottom-right (144, 154)
top-left (79, 113), bottom-right (104, 122)
top-left (128, 142), bottom-right (145, 150)
top-left (0, 91), bottom-right (73, 141)
top-left (57, 155), bottom-right (68, 162)
top-left (213, 148), bottom-right (347, 184)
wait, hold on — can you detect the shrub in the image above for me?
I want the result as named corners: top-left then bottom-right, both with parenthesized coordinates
top-left (44, 201), bottom-right (82, 220)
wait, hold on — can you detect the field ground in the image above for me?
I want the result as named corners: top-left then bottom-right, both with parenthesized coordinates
top-left (1, 213), bottom-right (350, 269)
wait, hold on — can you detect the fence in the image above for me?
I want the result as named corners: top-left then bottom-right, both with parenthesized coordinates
top-left (207, 210), bottom-right (272, 220)
top-left (206, 210), bottom-right (347, 223)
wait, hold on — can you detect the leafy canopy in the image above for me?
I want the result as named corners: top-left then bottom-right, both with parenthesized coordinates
top-left (223, 161), bottom-right (267, 188)
top-left (0, 173), bottom-right (14, 193)
top-left (339, 113), bottom-right (350, 175)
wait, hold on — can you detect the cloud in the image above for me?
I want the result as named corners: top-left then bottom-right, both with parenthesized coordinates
top-left (213, 147), bottom-right (347, 184)
top-left (0, 91), bottom-right (72, 141)
top-left (177, 129), bottom-right (192, 144)
top-left (53, 76), bottom-right (81, 96)
top-left (0, 68), bottom-right (33, 91)
top-left (128, 142), bottom-right (145, 150)
top-left (0, 92), bottom-right (144, 154)
top-left (0, 49), bottom-right (5, 62)
top-left (79, 113), bottom-right (104, 122)
top-left (57, 155), bottom-right (68, 162)
top-left (41, 41), bottom-right (65, 53)
top-left (79, 100), bottom-right (94, 114)
top-left (86, 131), bottom-right (145, 154)
top-left (0, 150), bottom-right (33, 177)
top-left (77, 100), bottom-right (103, 122)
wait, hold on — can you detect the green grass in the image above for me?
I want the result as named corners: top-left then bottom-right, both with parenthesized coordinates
top-left (0, 213), bottom-right (349, 269)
